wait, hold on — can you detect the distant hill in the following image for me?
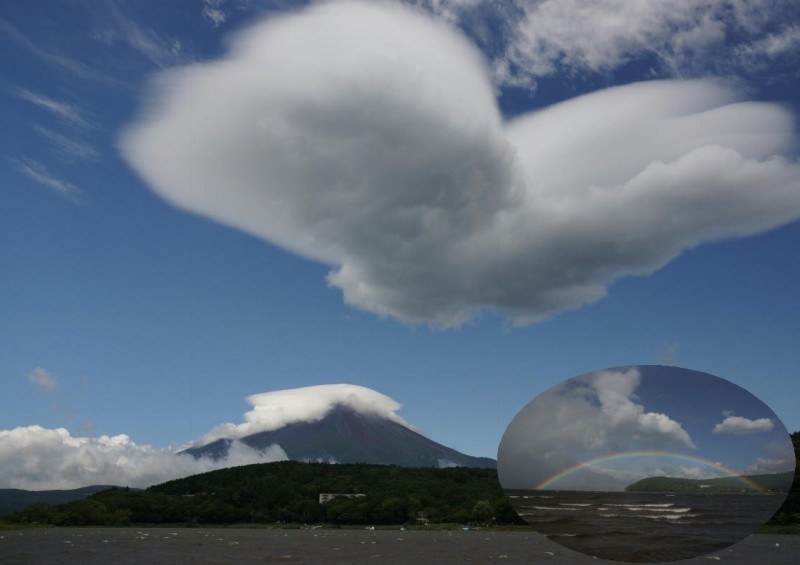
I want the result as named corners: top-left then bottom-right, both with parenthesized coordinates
top-left (625, 472), bottom-right (794, 494)
top-left (184, 405), bottom-right (496, 469)
top-left (0, 485), bottom-right (117, 515)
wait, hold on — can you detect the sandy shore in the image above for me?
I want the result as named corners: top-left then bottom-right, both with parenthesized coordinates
top-left (0, 527), bottom-right (797, 564)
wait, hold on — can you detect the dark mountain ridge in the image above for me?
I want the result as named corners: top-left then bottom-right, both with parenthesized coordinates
top-left (184, 405), bottom-right (495, 468)
top-left (0, 485), bottom-right (117, 515)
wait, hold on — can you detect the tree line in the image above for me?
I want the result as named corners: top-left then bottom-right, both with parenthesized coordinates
top-left (5, 462), bottom-right (523, 527)
top-left (766, 431), bottom-right (800, 526)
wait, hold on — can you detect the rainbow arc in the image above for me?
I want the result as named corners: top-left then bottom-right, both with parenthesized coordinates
top-left (533, 450), bottom-right (767, 492)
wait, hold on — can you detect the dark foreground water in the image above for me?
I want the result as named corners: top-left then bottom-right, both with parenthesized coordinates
top-left (0, 527), bottom-right (797, 564)
top-left (508, 489), bottom-right (786, 562)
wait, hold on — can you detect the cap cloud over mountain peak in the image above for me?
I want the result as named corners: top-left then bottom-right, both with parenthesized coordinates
top-left (185, 385), bottom-right (495, 469)
top-left (196, 383), bottom-right (413, 446)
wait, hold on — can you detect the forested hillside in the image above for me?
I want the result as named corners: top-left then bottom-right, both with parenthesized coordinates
top-left (5, 462), bottom-right (522, 527)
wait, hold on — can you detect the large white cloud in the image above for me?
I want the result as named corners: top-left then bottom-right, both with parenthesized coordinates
top-left (0, 425), bottom-right (287, 490)
top-left (198, 383), bottom-right (411, 444)
top-left (120, 0), bottom-right (800, 328)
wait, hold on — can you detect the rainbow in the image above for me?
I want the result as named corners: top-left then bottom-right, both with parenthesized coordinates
top-left (533, 450), bottom-right (768, 492)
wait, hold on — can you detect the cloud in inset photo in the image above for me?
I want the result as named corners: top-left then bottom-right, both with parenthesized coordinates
top-left (498, 367), bottom-right (699, 490)
top-left (713, 414), bottom-right (775, 435)
top-left (497, 366), bottom-right (794, 491)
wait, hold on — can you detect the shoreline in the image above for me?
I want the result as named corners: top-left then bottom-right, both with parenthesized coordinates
top-left (3, 522), bottom-right (798, 533)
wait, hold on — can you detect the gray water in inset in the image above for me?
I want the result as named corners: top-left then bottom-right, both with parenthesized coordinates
top-left (508, 489), bottom-right (786, 562)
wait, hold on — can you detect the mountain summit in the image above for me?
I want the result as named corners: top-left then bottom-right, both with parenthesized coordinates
top-left (184, 404), bottom-right (495, 468)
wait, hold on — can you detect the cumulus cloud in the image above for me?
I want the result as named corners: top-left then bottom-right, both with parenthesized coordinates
top-left (120, 0), bottom-right (800, 328)
top-left (0, 425), bottom-right (287, 490)
top-left (198, 384), bottom-right (410, 444)
top-left (592, 369), bottom-right (696, 449)
top-left (26, 367), bottom-right (60, 394)
top-left (713, 414), bottom-right (775, 435)
top-left (498, 367), bottom-right (697, 489)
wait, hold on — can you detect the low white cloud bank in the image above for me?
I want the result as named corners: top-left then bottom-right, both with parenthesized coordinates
top-left (713, 414), bottom-right (775, 435)
top-left (120, 0), bottom-right (800, 328)
top-left (198, 384), bottom-right (411, 445)
top-left (498, 367), bottom-right (696, 489)
top-left (0, 383), bottom-right (406, 490)
top-left (0, 425), bottom-right (287, 490)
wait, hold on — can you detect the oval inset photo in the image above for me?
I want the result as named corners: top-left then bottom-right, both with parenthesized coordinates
top-left (497, 365), bottom-right (795, 563)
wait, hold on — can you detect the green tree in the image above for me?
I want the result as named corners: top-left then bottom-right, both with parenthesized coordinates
top-left (471, 500), bottom-right (493, 525)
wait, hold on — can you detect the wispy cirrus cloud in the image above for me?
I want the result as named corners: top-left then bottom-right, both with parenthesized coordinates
top-left (414, 0), bottom-right (800, 88)
top-left (734, 24), bottom-right (800, 72)
top-left (34, 125), bottom-right (101, 162)
top-left (0, 20), bottom-right (125, 89)
top-left (14, 158), bottom-right (84, 202)
top-left (14, 88), bottom-right (96, 130)
top-left (97, 0), bottom-right (186, 68)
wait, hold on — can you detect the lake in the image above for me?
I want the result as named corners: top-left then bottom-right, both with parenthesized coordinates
top-left (1, 527), bottom-right (798, 564)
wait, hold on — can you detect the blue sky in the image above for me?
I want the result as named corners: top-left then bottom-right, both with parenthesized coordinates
top-left (1, 1), bottom-right (799, 490)
top-left (497, 366), bottom-right (795, 491)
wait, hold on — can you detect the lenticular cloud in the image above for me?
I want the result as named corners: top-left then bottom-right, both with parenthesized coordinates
top-left (120, 0), bottom-right (800, 328)
top-left (198, 383), bottom-right (411, 444)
